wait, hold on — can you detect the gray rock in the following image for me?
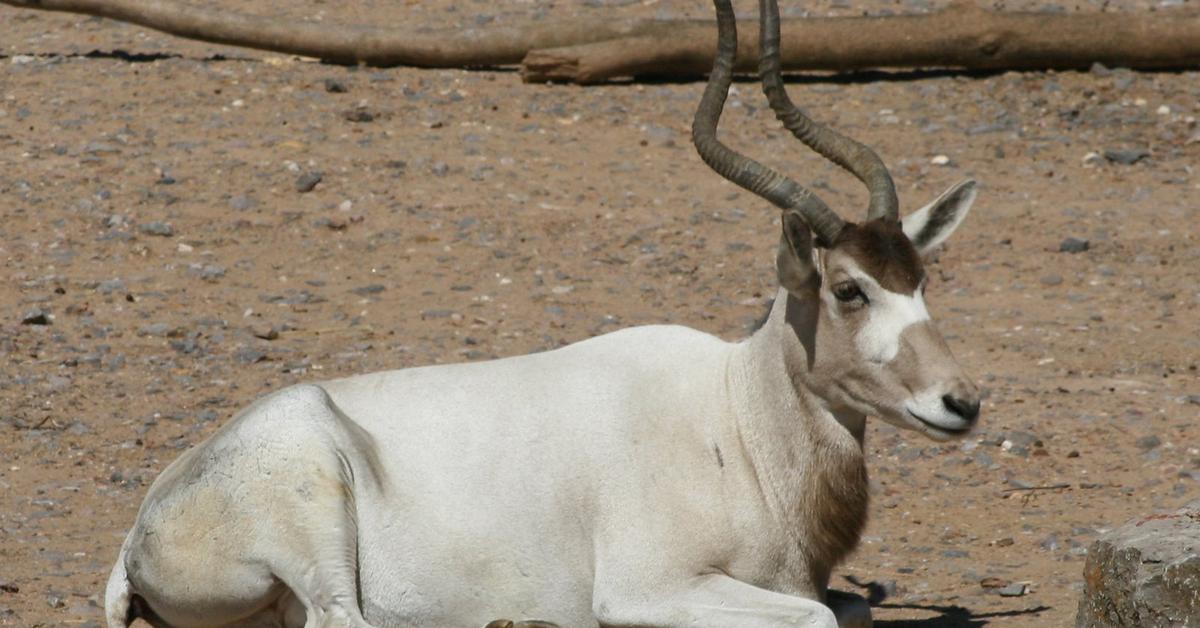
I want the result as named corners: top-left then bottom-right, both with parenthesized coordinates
top-left (188, 264), bottom-right (226, 282)
top-left (21, 308), bottom-right (50, 325)
top-left (323, 78), bottom-right (348, 93)
top-left (1077, 500), bottom-right (1200, 627)
top-left (1005, 430), bottom-right (1042, 450)
top-left (342, 106), bottom-right (375, 122)
top-left (229, 195), bottom-right (257, 211)
top-left (296, 171), bottom-right (323, 193)
top-left (137, 323), bottom-right (173, 337)
top-left (351, 284), bottom-right (386, 296)
top-left (234, 348), bottom-right (267, 364)
top-left (250, 323), bottom-right (279, 340)
top-left (1103, 148), bottom-right (1150, 165)
top-left (97, 279), bottom-right (125, 294)
top-left (83, 141), bottom-right (120, 155)
top-left (1060, 237), bottom-right (1090, 253)
top-left (139, 221), bottom-right (174, 237)
top-left (999, 583), bottom-right (1028, 597)
top-left (261, 290), bottom-right (325, 305)
top-left (1136, 435), bottom-right (1163, 451)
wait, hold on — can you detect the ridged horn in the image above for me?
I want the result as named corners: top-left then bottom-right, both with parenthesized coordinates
top-left (758, 0), bottom-right (899, 222)
top-left (691, 0), bottom-right (846, 246)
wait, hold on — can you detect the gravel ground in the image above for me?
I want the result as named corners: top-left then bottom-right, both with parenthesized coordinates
top-left (2, 1), bottom-right (1198, 626)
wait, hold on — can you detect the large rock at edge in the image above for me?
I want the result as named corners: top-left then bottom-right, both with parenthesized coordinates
top-left (1077, 500), bottom-right (1200, 627)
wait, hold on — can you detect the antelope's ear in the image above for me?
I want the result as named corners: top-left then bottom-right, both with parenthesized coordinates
top-left (902, 179), bottom-right (977, 257)
top-left (777, 211), bottom-right (819, 294)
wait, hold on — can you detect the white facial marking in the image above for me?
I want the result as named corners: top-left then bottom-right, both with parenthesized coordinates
top-left (842, 261), bottom-right (930, 363)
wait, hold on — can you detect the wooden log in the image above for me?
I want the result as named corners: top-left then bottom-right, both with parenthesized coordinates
top-left (522, 2), bottom-right (1200, 83)
top-left (0, 0), bottom-right (652, 67)
top-left (5, 0), bottom-right (1200, 84)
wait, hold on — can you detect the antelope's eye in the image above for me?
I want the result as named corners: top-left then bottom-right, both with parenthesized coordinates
top-left (833, 281), bottom-right (866, 304)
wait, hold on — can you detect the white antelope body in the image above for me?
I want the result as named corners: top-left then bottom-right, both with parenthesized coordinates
top-left (106, 1), bottom-right (982, 627)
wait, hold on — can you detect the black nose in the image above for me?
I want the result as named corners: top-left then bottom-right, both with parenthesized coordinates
top-left (942, 394), bottom-right (980, 422)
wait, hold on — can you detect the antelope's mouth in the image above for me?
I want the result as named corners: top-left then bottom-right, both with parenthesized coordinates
top-left (906, 408), bottom-right (971, 438)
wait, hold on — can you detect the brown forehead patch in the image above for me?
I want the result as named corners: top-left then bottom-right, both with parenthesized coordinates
top-left (833, 220), bottom-right (924, 293)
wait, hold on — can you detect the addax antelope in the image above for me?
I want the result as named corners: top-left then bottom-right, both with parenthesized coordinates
top-left (106, 0), bottom-right (981, 626)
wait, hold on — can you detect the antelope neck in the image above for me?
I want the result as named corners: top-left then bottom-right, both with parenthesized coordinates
top-left (725, 288), bottom-right (870, 581)
top-left (726, 290), bottom-right (867, 492)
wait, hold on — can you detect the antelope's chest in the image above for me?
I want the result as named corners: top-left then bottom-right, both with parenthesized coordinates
top-left (805, 453), bottom-right (870, 565)
top-left (731, 450), bottom-right (870, 595)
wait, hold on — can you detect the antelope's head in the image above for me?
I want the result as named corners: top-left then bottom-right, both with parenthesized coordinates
top-left (693, 0), bottom-right (981, 440)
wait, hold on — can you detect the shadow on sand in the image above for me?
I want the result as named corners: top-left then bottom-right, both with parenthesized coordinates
top-left (844, 576), bottom-right (1053, 627)
top-left (873, 601), bottom-right (1053, 627)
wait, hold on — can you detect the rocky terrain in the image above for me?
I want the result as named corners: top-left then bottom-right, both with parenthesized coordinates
top-left (1, 1), bottom-right (1198, 626)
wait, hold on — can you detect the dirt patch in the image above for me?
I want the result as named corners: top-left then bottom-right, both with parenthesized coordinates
top-left (2, 1), bottom-right (1198, 626)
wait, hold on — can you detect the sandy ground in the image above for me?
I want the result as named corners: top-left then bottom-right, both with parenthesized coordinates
top-left (1, 1), bottom-right (1198, 626)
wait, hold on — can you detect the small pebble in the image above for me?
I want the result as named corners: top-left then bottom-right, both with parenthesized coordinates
top-left (20, 308), bottom-right (50, 325)
top-left (1103, 148), bottom-right (1149, 165)
top-left (138, 221), bottom-right (174, 237)
top-left (189, 264), bottom-right (226, 281)
top-left (1060, 237), bottom-right (1090, 253)
top-left (998, 582), bottom-right (1028, 597)
top-left (351, 284), bottom-right (386, 296)
top-left (250, 323), bottom-right (279, 341)
top-left (229, 195), bottom-right (256, 211)
top-left (234, 348), bottom-right (267, 364)
top-left (342, 106), bottom-right (375, 122)
top-left (296, 171), bottom-right (323, 193)
top-left (1136, 434), bottom-right (1162, 451)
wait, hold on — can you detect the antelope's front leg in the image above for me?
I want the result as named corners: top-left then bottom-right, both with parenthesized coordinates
top-left (594, 573), bottom-right (839, 628)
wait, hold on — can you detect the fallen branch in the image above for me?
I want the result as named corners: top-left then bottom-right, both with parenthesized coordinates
top-left (5, 0), bottom-right (1200, 83)
top-left (522, 3), bottom-right (1200, 83)
top-left (0, 0), bottom-right (651, 67)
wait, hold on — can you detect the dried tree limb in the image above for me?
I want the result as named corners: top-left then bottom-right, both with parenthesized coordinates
top-left (0, 0), bottom-right (656, 66)
top-left (5, 0), bottom-right (1200, 84)
top-left (522, 2), bottom-right (1200, 83)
